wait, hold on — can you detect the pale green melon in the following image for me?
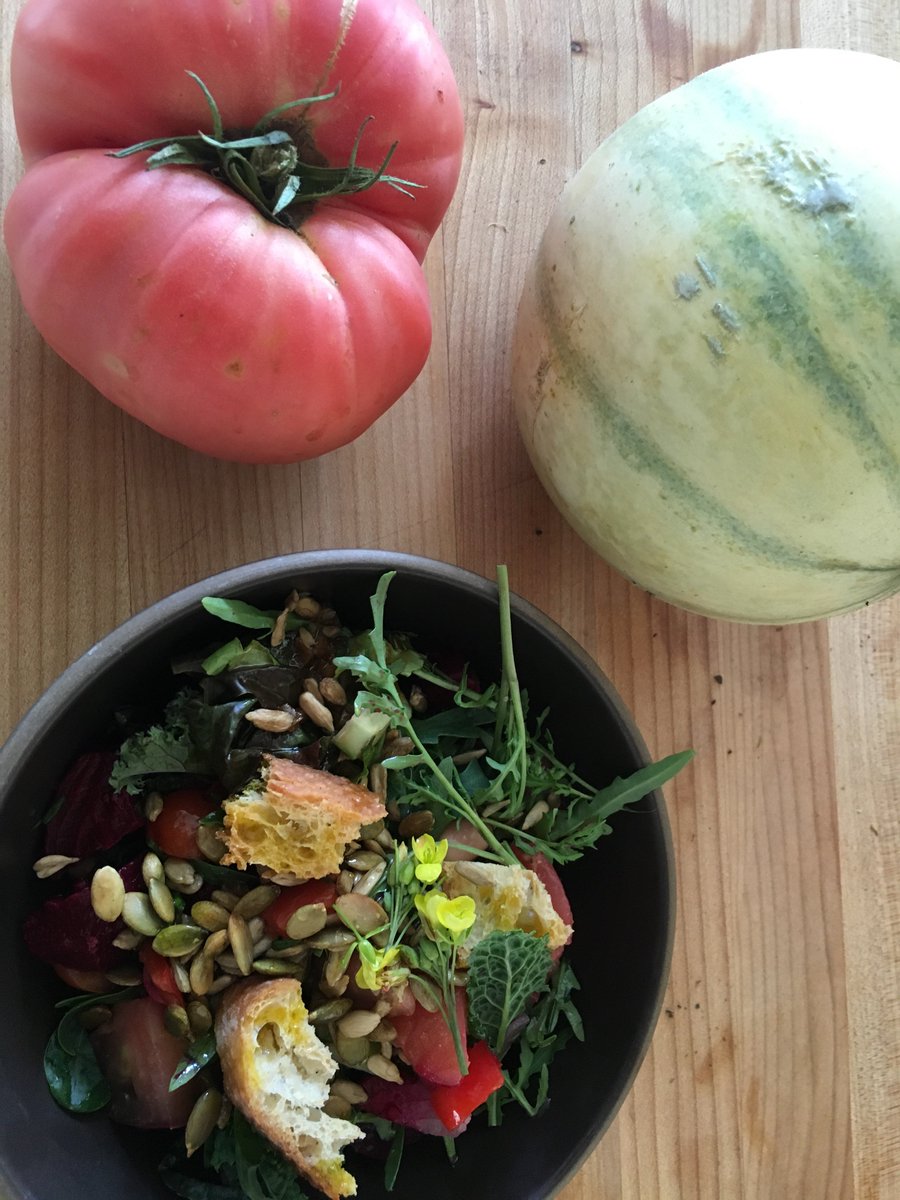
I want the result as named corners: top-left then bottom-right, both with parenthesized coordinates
top-left (512, 48), bottom-right (900, 623)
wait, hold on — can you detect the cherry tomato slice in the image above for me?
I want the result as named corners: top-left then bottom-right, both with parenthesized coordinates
top-left (139, 943), bottom-right (182, 1010)
top-left (391, 989), bottom-right (469, 1087)
top-left (147, 789), bottom-right (217, 860)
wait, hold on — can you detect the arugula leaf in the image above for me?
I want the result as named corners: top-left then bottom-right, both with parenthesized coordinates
top-left (207, 1112), bottom-right (310, 1200)
top-left (44, 1024), bottom-right (110, 1113)
top-left (412, 705), bottom-right (495, 745)
top-left (170, 1030), bottom-right (217, 1092)
top-left (203, 639), bottom-right (276, 676)
top-left (384, 1125), bottom-right (405, 1192)
top-left (466, 931), bottom-right (553, 1052)
top-left (201, 598), bottom-right (280, 631)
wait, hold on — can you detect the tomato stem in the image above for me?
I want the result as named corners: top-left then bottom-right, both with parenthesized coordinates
top-left (111, 71), bottom-right (421, 230)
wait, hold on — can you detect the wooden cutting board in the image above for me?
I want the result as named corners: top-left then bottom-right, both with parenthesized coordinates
top-left (1, 1), bottom-right (897, 1197)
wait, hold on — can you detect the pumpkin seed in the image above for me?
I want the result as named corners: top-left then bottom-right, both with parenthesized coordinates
top-left (337, 1009), bottom-right (382, 1039)
top-left (398, 810), bottom-right (435, 840)
top-left (246, 916), bottom-right (266, 943)
top-left (309, 998), bottom-right (353, 1025)
top-left (361, 839), bottom-right (387, 858)
top-left (266, 942), bottom-right (308, 961)
top-left (366, 1053), bottom-right (402, 1083)
top-left (334, 893), bottom-right (387, 935)
top-left (324, 949), bottom-right (350, 990)
top-left (187, 1001), bottom-right (213, 1038)
top-left (152, 924), bottom-right (206, 957)
top-left (164, 1004), bottom-right (191, 1039)
top-left (374, 1019), bottom-right (397, 1042)
top-left (148, 877), bottom-right (176, 923)
top-left (195, 823), bottom-right (226, 863)
top-left (337, 869), bottom-right (358, 895)
top-left (252, 958), bottom-right (304, 977)
top-left (77, 1006), bottom-right (112, 1032)
top-left (172, 961), bottom-right (191, 993)
top-left (164, 858), bottom-right (197, 888)
top-left (106, 965), bottom-right (143, 987)
top-left (253, 937), bottom-right (273, 958)
top-left (331, 1078), bottom-right (368, 1106)
top-left (204, 929), bottom-right (230, 959)
top-left (320, 973), bottom-right (350, 998)
top-left (233, 885), bottom-right (280, 921)
top-left (32, 854), bottom-right (79, 879)
top-left (409, 976), bottom-right (440, 1013)
top-left (209, 889), bottom-right (239, 912)
top-left (122, 892), bottom-right (165, 936)
top-left (142, 852), bottom-right (164, 885)
top-left (343, 850), bottom-right (384, 873)
top-left (191, 901), bottom-right (231, 932)
top-left (112, 928), bottom-right (144, 950)
top-left (303, 927), bottom-right (356, 951)
top-left (91, 866), bottom-right (126, 923)
top-left (207, 974), bottom-right (234, 996)
top-left (284, 903), bottom-right (328, 942)
top-left (298, 690), bottom-right (335, 732)
top-left (228, 913), bottom-right (254, 976)
top-left (185, 1088), bottom-right (223, 1157)
top-left (324, 1095), bottom-right (352, 1119)
top-left (334, 1033), bottom-right (371, 1067)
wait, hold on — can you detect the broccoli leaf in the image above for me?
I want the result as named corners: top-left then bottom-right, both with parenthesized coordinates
top-left (466, 930), bottom-right (553, 1053)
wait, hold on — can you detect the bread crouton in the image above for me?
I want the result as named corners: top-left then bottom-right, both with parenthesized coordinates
top-left (221, 755), bottom-right (386, 879)
top-left (215, 978), bottom-right (363, 1200)
top-left (442, 861), bottom-right (572, 962)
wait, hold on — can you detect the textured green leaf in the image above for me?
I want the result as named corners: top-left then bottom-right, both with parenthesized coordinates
top-left (466, 930), bottom-right (553, 1052)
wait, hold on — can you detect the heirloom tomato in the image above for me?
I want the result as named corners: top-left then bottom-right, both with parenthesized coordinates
top-left (5, 0), bottom-right (463, 463)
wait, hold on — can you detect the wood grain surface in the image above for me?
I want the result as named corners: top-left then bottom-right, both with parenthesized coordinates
top-left (2, 2), bottom-right (899, 1198)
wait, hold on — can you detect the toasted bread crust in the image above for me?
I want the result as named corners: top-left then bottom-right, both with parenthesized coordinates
top-left (216, 978), bottom-right (361, 1200)
top-left (221, 755), bottom-right (386, 878)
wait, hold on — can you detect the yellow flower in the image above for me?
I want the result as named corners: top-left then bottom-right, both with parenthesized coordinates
top-left (412, 834), bottom-right (448, 884)
top-left (414, 890), bottom-right (476, 941)
top-left (355, 945), bottom-right (403, 992)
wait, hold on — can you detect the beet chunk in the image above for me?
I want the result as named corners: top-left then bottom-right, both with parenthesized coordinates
top-left (43, 751), bottom-right (143, 858)
top-left (363, 1077), bottom-right (471, 1138)
top-left (24, 859), bottom-right (141, 972)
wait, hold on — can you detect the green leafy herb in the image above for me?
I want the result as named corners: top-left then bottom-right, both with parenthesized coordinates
top-left (206, 1111), bottom-right (310, 1200)
top-left (384, 1125), bottom-right (405, 1192)
top-left (109, 689), bottom-right (212, 794)
top-left (44, 1024), bottom-right (110, 1114)
top-left (200, 598), bottom-right (282, 631)
top-left (203, 638), bottom-right (276, 676)
top-left (170, 1030), bottom-right (218, 1092)
top-left (466, 931), bottom-right (553, 1052)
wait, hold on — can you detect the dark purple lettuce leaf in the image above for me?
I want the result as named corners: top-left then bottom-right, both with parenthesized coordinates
top-left (24, 859), bottom-right (142, 972)
top-left (44, 751), bottom-right (143, 858)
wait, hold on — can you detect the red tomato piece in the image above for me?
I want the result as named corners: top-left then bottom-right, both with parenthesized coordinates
top-left (391, 989), bottom-right (468, 1087)
top-left (139, 944), bottom-right (182, 1011)
top-left (263, 879), bottom-right (338, 939)
top-left (89, 998), bottom-right (202, 1128)
top-left (6, 0), bottom-right (464, 464)
top-left (429, 1040), bottom-right (504, 1132)
top-left (147, 789), bottom-right (217, 861)
top-left (515, 848), bottom-right (574, 960)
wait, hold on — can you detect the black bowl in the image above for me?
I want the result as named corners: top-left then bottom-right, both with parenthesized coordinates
top-left (0, 550), bottom-right (674, 1200)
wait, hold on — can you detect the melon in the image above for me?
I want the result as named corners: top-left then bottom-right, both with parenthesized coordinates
top-left (512, 49), bottom-right (900, 623)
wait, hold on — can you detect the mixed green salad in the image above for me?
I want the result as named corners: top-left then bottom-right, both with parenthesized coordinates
top-left (25, 567), bottom-right (691, 1200)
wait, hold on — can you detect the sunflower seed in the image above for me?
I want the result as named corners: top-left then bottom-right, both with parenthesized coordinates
top-left (334, 893), bottom-right (387, 934)
top-left (368, 763), bottom-right (388, 800)
top-left (521, 800), bottom-right (551, 831)
top-left (298, 625), bottom-right (317, 650)
top-left (172, 961), bottom-right (191, 993)
top-left (209, 890), bottom-right (239, 912)
top-left (298, 690), bottom-right (334, 732)
top-left (189, 951), bottom-right (215, 996)
top-left (294, 595), bottom-right (321, 619)
top-left (361, 839), bottom-right (387, 859)
top-left (352, 864), bottom-right (387, 897)
top-left (149, 877), bottom-right (176, 923)
top-left (106, 965), bottom-right (142, 987)
top-left (252, 958), bottom-right (305, 976)
top-left (32, 854), bottom-right (79, 879)
top-left (91, 866), bottom-right (126, 922)
top-left (409, 976), bottom-right (440, 1013)
top-left (337, 1009), bottom-right (382, 1039)
top-left (142, 852), bottom-right (164, 885)
top-left (374, 1019), bottom-right (397, 1042)
top-left (153, 924), bottom-right (206, 957)
top-left (324, 949), bottom-right (350, 990)
top-left (164, 1004), bottom-right (191, 1039)
top-left (303, 677), bottom-right (322, 702)
top-left (319, 677), bottom-right (347, 706)
top-left (320, 973), bottom-right (350, 998)
top-left (366, 1053), bottom-right (402, 1083)
top-left (207, 974), bottom-right (234, 995)
top-left (185, 1089), bottom-right (223, 1157)
top-left (285, 903), bottom-right (328, 942)
top-left (228, 913), bottom-right (254, 976)
top-left (122, 892), bottom-right (165, 936)
top-left (331, 1078), bottom-right (368, 1106)
top-left (170, 875), bottom-right (204, 896)
top-left (191, 901), bottom-right (231, 932)
top-left (244, 708), bottom-right (297, 733)
top-left (144, 791), bottom-right (164, 822)
top-left (309, 998), bottom-right (353, 1025)
top-left (452, 861), bottom-right (494, 885)
top-left (195, 824), bottom-right (226, 864)
top-left (233, 886), bottom-right (280, 921)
